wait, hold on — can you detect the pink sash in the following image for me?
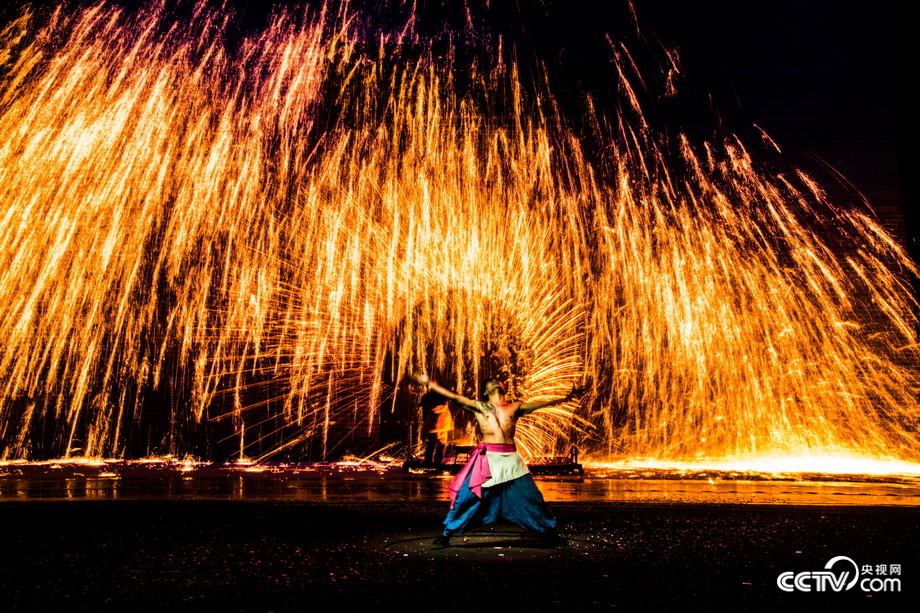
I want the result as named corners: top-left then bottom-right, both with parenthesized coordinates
top-left (448, 443), bottom-right (516, 508)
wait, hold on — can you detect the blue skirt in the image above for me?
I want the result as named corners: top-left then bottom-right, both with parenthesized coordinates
top-left (443, 469), bottom-right (557, 536)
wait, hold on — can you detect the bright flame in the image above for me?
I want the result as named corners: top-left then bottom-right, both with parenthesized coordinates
top-left (589, 455), bottom-right (920, 478)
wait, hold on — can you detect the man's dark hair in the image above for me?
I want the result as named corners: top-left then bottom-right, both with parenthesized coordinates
top-left (481, 379), bottom-right (506, 399)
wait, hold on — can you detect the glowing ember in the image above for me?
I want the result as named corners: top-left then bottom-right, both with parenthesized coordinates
top-left (589, 455), bottom-right (920, 478)
top-left (0, 1), bottom-right (917, 468)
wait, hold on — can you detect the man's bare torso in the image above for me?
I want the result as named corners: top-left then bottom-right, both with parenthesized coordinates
top-left (473, 400), bottom-right (522, 444)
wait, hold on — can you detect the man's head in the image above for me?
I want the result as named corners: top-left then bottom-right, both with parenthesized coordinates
top-left (482, 379), bottom-right (506, 399)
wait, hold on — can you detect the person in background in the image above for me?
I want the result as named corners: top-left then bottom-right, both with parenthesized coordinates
top-left (421, 389), bottom-right (453, 465)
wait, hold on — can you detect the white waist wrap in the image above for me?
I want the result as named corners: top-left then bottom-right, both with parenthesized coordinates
top-left (481, 451), bottom-right (530, 488)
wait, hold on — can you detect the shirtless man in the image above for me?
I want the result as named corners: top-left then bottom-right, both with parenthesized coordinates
top-left (412, 373), bottom-right (584, 548)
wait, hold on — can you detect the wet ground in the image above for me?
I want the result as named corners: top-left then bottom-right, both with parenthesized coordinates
top-left (4, 458), bottom-right (920, 506)
top-left (3, 475), bottom-right (920, 508)
top-left (2, 472), bottom-right (917, 611)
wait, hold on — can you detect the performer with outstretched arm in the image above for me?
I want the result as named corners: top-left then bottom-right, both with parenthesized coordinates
top-left (411, 373), bottom-right (585, 548)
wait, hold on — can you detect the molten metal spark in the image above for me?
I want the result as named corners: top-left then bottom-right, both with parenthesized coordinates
top-left (0, 1), bottom-right (917, 468)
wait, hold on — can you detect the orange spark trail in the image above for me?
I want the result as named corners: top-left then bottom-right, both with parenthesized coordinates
top-left (0, 1), bottom-right (917, 465)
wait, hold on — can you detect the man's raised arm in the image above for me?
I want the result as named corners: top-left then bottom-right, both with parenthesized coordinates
top-left (412, 373), bottom-right (479, 411)
top-left (518, 384), bottom-right (587, 415)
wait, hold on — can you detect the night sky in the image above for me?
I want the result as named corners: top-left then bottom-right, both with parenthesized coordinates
top-left (633, 1), bottom-right (910, 244)
top-left (466, 1), bottom-right (909, 246)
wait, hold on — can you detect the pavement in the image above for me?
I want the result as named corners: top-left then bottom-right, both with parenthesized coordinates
top-left (2, 483), bottom-right (917, 611)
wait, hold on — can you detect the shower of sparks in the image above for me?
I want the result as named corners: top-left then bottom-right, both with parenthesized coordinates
top-left (0, 1), bottom-right (918, 465)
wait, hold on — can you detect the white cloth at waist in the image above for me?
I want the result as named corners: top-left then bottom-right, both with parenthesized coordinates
top-left (481, 451), bottom-right (530, 488)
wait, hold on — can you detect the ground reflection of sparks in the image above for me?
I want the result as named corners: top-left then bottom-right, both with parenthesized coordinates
top-left (0, 1), bottom-right (918, 466)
